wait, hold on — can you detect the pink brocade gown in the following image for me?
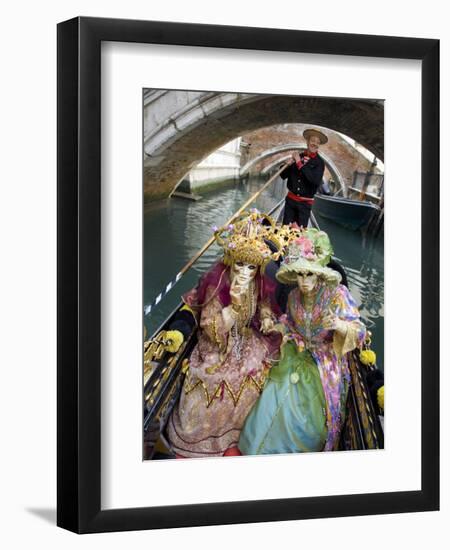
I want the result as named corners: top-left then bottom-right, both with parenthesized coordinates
top-left (167, 284), bottom-right (279, 458)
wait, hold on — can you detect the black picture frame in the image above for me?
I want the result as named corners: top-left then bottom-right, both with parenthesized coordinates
top-left (57, 16), bottom-right (439, 534)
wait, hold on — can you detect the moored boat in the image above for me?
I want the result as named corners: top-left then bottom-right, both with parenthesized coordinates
top-left (312, 193), bottom-right (381, 231)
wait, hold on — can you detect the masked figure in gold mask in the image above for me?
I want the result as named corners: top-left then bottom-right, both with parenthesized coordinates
top-left (166, 211), bottom-right (283, 458)
top-left (239, 228), bottom-right (367, 454)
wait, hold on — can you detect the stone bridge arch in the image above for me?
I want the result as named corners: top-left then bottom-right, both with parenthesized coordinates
top-left (144, 90), bottom-right (383, 200)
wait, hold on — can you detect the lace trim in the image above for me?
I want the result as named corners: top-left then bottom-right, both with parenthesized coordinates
top-left (183, 368), bottom-right (268, 408)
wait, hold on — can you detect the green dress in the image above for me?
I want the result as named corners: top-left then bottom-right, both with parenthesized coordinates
top-left (238, 340), bottom-right (328, 454)
top-left (239, 283), bottom-right (364, 454)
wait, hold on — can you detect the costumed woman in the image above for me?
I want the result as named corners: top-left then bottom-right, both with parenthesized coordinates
top-left (239, 227), bottom-right (366, 454)
top-left (165, 211), bottom-right (283, 458)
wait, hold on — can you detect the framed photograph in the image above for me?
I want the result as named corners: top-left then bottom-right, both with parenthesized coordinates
top-left (57, 16), bottom-right (439, 533)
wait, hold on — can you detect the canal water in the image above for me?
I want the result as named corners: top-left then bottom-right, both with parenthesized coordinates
top-left (144, 177), bottom-right (384, 371)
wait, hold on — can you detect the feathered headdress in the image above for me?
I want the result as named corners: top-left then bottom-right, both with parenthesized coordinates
top-left (213, 209), bottom-right (283, 274)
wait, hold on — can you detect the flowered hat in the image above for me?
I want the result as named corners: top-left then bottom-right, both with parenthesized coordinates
top-left (214, 210), bottom-right (283, 273)
top-left (276, 227), bottom-right (341, 285)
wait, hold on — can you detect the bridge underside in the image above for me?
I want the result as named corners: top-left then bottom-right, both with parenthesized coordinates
top-left (144, 93), bottom-right (383, 201)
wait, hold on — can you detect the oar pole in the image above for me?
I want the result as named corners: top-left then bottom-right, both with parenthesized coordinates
top-left (178, 164), bottom-right (288, 275)
top-left (309, 210), bottom-right (321, 231)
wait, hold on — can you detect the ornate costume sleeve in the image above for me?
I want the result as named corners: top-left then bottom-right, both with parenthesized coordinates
top-left (199, 286), bottom-right (229, 352)
top-left (331, 285), bottom-right (366, 358)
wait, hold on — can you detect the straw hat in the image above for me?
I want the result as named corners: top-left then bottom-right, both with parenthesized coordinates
top-left (303, 128), bottom-right (328, 145)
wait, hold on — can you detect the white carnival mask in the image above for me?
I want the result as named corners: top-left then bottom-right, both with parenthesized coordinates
top-left (297, 271), bottom-right (319, 294)
top-left (232, 261), bottom-right (258, 287)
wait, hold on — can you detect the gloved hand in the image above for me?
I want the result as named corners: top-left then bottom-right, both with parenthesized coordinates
top-left (260, 316), bottom-right (275, 334)
top-left (322, 311), bottom-right (348, 336)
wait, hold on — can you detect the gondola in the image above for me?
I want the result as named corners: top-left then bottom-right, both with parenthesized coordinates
top-left (143, 246), bottom-right (384, 460)
top-left (143, 166), bottom-right (384, 459)
top-left (312, 193), bottom-right (381, 231)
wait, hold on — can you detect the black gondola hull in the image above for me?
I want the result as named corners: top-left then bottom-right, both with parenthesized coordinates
top-left (313, 193), bottom-right (381, 231)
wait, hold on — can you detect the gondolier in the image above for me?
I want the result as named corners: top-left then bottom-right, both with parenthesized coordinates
top-left (281, 128), bottom-right (328, 227)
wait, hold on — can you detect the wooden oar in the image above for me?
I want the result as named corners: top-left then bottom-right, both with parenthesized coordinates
top-left (179, 164), bottom-right (287, 274)
top-left (144, 164), bottom-right (287, 315)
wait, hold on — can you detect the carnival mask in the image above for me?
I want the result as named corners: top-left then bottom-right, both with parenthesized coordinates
top-left (297, 271), bottom-right (319, 294)
top-left (232, 261), bottom-right (258, 287)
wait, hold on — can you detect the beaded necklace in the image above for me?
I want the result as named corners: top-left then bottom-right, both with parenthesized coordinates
top-left (231, 279), bottom-right (257, 361)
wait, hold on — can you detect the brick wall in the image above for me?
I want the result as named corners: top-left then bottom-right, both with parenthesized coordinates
top-left (241, 123), bottom-right (380, 187)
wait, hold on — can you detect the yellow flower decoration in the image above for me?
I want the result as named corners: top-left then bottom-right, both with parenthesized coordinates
top-left (360, 349), bottom-right (376, 365)
top-left (377, 386), bottom-right (384, 411)
top-left (180, 303), bottom-right (196, 316)
top-left (164, 330), bottom-right (184, 353)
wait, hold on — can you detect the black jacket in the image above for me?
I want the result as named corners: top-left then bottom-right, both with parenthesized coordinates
top-left (280, 153), bottom-right (325, 198)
